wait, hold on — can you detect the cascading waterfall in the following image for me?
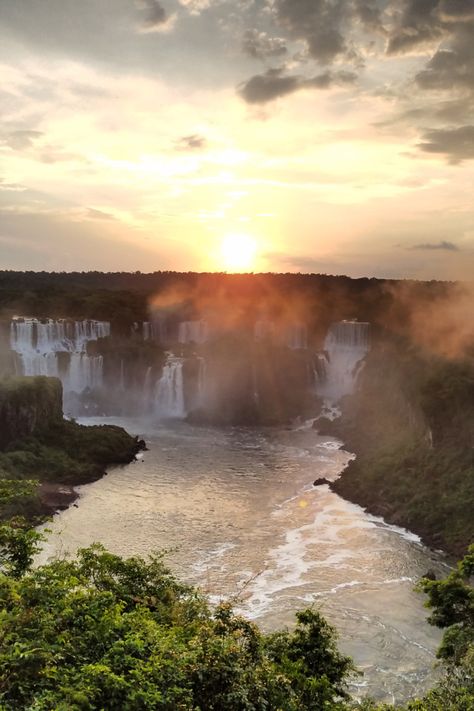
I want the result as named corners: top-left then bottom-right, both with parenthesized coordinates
top-left (178, 321), bottom-right (209, 345)
top-left (197, 357), bottom-right (207, 406)
top-left (155, 357), bottom-right (185, 418)
top-left (252, 362), bottom-right (259, 405)
top-left (312, 353), bottom-right (328, 390)
top-left (318, 320), bottom-right (370, 401)
top-left (119, 359), bottom-right (125, 391)
top-left (142, 316), bottom-right (168, 344)
top-left (10, 318), bottom-right (109, 400)
top-left (143, 366), bottom-right (153, 411)
top-left (285, 323), bottom-right (308, 350)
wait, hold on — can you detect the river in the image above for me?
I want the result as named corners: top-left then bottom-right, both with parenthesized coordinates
top-left (38, 416), bottom-right (446, 704)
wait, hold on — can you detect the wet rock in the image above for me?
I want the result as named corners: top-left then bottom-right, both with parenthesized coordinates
top-left (313, 477), bottom-right (331, 487)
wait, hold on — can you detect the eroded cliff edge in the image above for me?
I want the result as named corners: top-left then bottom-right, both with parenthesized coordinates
top-left (318, 337), bottom-right (474, 558)
top-left (0, 376), bottom-right (144, 520)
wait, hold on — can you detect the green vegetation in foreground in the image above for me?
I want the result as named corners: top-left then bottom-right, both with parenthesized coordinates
top-left (0, 477), bottom-right (473, 710)
top-left (0, 543), bottom-right (354, 709)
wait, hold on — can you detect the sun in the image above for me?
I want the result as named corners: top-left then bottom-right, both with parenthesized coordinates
top-left (220, 233), bottom-right (257, 272)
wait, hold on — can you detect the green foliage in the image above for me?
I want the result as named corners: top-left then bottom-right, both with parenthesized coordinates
top-left (0, 419), bottom-right (140, 490)
top-left (0, 481), bottom-right (45, 579)
top-left (0, 545), bottom-right (353, 710)
top-left (418, 545), bottom-right (474, 664)
top-left (0, 518), bottom-right (45, 578)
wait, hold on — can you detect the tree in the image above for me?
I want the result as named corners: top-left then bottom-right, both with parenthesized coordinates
top-left (0, 544), bottom-right (354, 710)
top-left (418, 544), bottom-right (474, 664)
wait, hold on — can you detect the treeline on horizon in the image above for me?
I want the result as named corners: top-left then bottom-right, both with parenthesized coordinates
top-left (0, 270), bottom-right (461, 348)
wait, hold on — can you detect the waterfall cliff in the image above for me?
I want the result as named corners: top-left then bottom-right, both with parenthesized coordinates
top-left (319, 320), bottom-right (370, 401)
top-left (10, 318), bottom-right (110, 403)
top-left (155, 356), bottom-right (185, 418)
top-left (285, 323), bottom-right (308, 350)
top-left (178, 321), bottom-right (209, 345)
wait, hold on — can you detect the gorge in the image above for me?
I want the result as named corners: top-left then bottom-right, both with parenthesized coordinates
top-left (0, 272), bottom-right (472, 707)
top-left (14, 316), bottom-right (441, 704)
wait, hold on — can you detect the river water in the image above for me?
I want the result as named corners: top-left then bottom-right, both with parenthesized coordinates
top-left (39, 416), bottom-right (446, 704)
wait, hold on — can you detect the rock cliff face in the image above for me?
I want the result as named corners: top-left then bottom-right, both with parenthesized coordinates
top-left (0, 377), bottom-right (63, 449)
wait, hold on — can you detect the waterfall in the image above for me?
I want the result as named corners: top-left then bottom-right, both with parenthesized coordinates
top-left (142, 317), bottom-right (167, 343)
top-left (312, 353), bottom-right (327, 391)
top-left (155, 357), bottom-right (185, 418)
top-left (285, 323), bottom-right (308, 350)
top-left (10, 317), bottom-right (109, 398)
top-left (252, 362), bottom-right (259, 405)
top-left (66, 353), bottom-right (104, 393)
top-left (197, 357), bottom-right (207, 405)
top-left (119, 359), bottom-right (125, 391)
top-left (143, 366), bottom-right (153, 411)
top-left (143, 322), bottom-right (152, 341)
top-left (319, 321), bottom-right (370, 401)
top-left (178, 320), bottom-right (209, 345)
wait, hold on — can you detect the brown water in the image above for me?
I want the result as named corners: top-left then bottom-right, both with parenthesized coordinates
top-left (38, 417), bottom-right (446, 703)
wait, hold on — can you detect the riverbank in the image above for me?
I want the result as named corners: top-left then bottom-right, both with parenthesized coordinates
top-left (316, 339), bottom-right (474, 558)
top-left (0, 377), bottom-right (145, 522)
top-left (4, 422), bottom-right (145, 522)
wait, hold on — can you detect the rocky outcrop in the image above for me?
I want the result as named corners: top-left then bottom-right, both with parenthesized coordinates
top-left (0, 376), bottom-right (63, 449)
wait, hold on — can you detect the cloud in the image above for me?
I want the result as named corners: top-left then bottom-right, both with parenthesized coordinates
top-left (0, 179), bottom-right (27, 193)
top-left (238, 67), bottom-right (356, 104)
top-left (416, 32), bottom-right (474, 92)
top-left (387, 0), bottom-right (443, 55)
top-left (353, 0), bottom-right (385, 32)
top-left (137, 0), bottom-right (168, 32)
top-left (439, 0), bottom-right (474, 21)
top-left (273, 0), bottom-right (347, 64)
top-left (1, 130), bottom-right (43, 150)
top-left (242, 30), bottom-right (287, 60)
top-left (418, 125), bottom-right (474, 163)
top-left (176, 134), bottom-right (207, 150)
top-left (178, 0), bottom-right (212, 15)
top-left (409, 240), bottom-right (460, 251)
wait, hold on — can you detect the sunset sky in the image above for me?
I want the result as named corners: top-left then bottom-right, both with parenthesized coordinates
top-left (1, 0), bottom-right (473, 278)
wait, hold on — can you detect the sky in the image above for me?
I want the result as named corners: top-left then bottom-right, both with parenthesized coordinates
top-left (1, 0), bottom-right (474, 279)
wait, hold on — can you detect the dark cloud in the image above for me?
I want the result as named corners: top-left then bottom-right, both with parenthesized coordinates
top-left (175, 134), bottom-right (207, 150)
top-left (137, 0), bottom-right (167, 32)
top-left (376, 96), bottom-right (474, 129)
top-left (238, 67), bottom-right (356, 104)
top-left (353, 0), bottom-right (385, 31)
top-left (273, 0), bottom-right (347, 64)
top-left (416, 30), bottom-right (474, 92)
top-left (409, 240), bottom-right (460, 251)
top-left (387, 0), bottom-right (443, 55)
top-left (435, 98), bottom-right (474, 123)
top-left (439, 0), bottom-right (474, 21)
top-left (238, 69), bottom-right (299, 104)
top-left (242, 29), bottom-right (287, 60)
top-left (1, 130), bottom-right (43, 150)
top-left (418, 125), bottom-right (474, 163)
